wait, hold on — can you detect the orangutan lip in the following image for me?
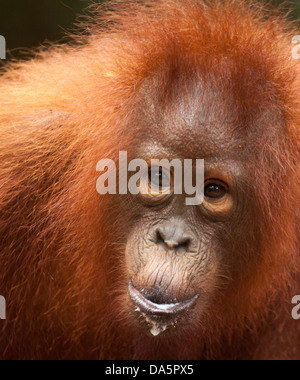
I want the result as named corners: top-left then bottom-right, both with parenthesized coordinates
top-left (129, 280), bottom-right (199, 316)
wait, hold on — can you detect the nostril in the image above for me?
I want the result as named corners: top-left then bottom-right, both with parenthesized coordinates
top-left (175, 237), bottom-right (191, 254)
top-left (155, 228), bottom-right (191, 254)
top-left (156, 229), bottom-right (166, 248)
top-left (181, 237), bottom-right (191, 249)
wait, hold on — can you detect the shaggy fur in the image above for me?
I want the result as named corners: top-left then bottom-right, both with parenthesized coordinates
top-left (0, 0), bottom-right (299, 359)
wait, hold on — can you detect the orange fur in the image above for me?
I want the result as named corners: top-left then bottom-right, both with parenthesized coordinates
top-left (0, 0), bottom-right (299, 359)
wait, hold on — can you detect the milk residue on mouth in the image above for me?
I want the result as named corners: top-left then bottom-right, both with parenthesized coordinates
top-left (137, 310), bottom-right (173, 337)
top-left (150, 324), bottom-right (167, 337)
top-left (144, 313), bottom-right (168, 336)
top-left (129, 280), bottom-right (197, 336)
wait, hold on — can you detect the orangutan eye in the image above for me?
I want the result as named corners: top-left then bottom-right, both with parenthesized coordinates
top-left (148, 167), bottom-right (171, 189)
top-left (204, 182), bottom-right (227, 200)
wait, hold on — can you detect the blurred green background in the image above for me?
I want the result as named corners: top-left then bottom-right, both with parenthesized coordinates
top-left (0, 0), bottom-right (300, 59)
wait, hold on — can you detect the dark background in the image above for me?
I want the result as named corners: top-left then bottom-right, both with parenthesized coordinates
top-left (1, 0), bottom-right (300, 59)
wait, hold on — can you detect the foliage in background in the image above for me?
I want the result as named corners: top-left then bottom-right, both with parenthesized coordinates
top-left (0, 0), bottom-right (300, 58)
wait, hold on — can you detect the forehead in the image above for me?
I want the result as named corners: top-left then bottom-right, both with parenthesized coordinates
top-left (137, 59), bottom-right (284, 161)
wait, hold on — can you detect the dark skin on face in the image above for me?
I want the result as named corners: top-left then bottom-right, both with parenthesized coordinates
top-left (124, 63), bottom-right (284, 337)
